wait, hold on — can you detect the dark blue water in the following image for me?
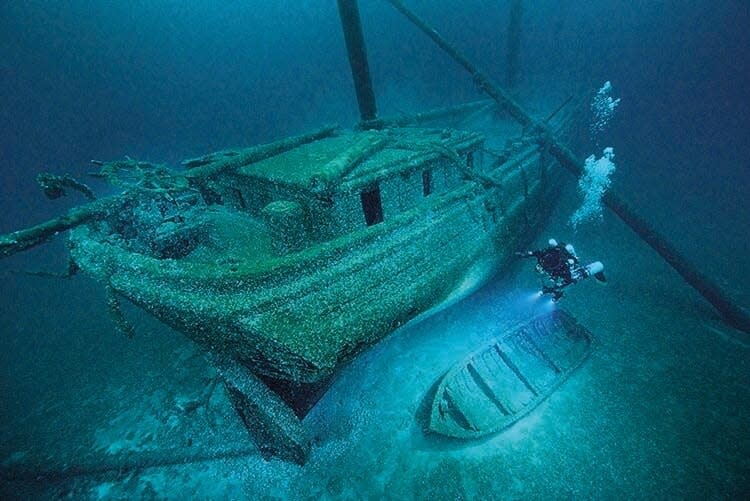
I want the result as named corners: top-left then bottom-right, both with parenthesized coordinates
top-left (1, 1), bottom-right (748, 498)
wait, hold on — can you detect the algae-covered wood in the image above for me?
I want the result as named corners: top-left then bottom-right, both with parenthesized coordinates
top-left (67, 126), bottom-right (560, 414)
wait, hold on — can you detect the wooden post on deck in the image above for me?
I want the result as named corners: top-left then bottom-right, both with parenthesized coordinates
top-left (385, 0), bottom-right (750, 334)
top-left (337, 0), bottom-right (378, 122)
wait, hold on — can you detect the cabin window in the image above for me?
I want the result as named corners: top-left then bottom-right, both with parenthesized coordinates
top-left (422, 169), bottom-right (433, 196)
top-left (360, 185), bottom-right (384, 226)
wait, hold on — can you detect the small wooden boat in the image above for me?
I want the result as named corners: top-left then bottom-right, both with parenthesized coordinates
top-left (429, 309), bottom-right (592, 439)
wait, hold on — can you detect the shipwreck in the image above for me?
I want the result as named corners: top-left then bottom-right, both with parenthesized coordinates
top-left (2, 0), bottom-right (748, 466)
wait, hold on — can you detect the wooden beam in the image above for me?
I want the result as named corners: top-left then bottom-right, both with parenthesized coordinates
top-left (385, 0), bottom-right (531, 127)
top-left (184, 125), bottom-right (339, 180)
top-left (213, 355), bottom-right (310, 465)
top-left (0, 194), bottom-right (131, 259)
top-left (337, 0), bottom-right (378, 122)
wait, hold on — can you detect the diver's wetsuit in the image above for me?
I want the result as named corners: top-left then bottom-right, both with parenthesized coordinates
top-left (531, 243), bottom-right (578, 286)
top-left (517, 242), bottom-right (582, 300)
top-left (519, 240), bottom-right (605, 301)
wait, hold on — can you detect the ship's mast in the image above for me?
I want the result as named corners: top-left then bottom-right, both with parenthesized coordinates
top-left (337, 0), bottom-right (378, 122)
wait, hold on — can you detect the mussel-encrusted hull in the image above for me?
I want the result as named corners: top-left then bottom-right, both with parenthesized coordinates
top-left (69, 134), bottom-right (561, 407)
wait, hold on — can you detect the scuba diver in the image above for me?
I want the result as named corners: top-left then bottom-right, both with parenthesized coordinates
top-left (517, 239), bottom-right (606, 301)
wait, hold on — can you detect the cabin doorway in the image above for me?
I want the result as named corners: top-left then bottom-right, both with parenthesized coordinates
top-left (360, 185), bottom-right (384, 226)
top-left (422, 169), bottom-right (433, 196)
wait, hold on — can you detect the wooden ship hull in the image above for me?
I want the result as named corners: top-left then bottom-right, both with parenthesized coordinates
top-left (67, 126), bottom-right (563, 416)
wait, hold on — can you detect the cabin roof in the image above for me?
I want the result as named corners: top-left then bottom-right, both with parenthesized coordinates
top-left (235, 127), bottom-right (483, 193)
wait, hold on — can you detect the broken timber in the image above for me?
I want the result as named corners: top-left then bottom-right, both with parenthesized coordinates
top-left (212, 355), bottom-right (310, 465)
top-left (358, 99), bottom-right (494, 130)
